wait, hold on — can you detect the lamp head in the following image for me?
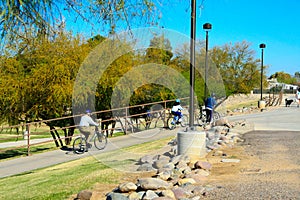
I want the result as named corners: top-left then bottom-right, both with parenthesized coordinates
top-left (203, 23), bottom-right (212, 31)
top-left (259, 43), bottom-right (266, 49)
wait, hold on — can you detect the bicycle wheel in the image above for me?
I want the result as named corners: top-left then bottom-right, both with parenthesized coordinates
top-left (197, 107), bottom-right (207, 125)
top-left (167, 117), bottom-right (176, 130)
top-left (213, 111), bottom-right (221, 121)
top-left (94, 131), bottom-right (107, 150)
top-left (180, 114), bottom-right (188, 127)
top-left (73, 136), bottom-right (87, 154)
top-left (154, 112), bottom-right (165, 128)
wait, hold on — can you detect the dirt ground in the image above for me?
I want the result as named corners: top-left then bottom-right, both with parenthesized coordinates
top-left (202, 130), bottom-right (300, 199)
top-left (72, 94), bottom-right (300, 199)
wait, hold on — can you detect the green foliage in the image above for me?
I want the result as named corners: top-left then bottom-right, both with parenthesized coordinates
top-left (0, 32), bottom-right (90, 123)
top-left (210, 41), bottom-right (264, 96)
top-left (269, 71), bottom-right (298, 85)
top-left (0, 0), bottom-right (162, 51)
top-left (145, 35), bottom-right (173, 64)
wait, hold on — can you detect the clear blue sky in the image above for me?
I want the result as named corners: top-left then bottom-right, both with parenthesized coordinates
top-left (158, 0), bottom-right (300, 76)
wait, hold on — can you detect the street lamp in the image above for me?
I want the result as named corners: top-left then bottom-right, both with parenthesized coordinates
top-left (259, 43), bottom-right (266, 101)
top-left (203, 23), bottom-right (212, 100)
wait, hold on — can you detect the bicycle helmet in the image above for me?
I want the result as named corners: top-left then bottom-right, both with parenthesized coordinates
top-left (175, 99), bottom-right (181, 103)
top-left (85, 109), bottom-right (91, 114)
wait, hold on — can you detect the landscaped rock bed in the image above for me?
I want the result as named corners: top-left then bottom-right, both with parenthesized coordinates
top-left (75, 118), bottom-right (251, 200)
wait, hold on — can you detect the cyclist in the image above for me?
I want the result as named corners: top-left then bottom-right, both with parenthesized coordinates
top-left (78, 109), bottom-right (99, 149)
top-left (205, 93), bottom-right (217, 124)
top-left (171, 99), bottom-right (184, 124)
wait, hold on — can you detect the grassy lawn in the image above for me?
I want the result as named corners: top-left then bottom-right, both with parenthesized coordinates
top-left (0, 143), bottom-right (59, 160)
top-left (0, 136), bottom-right (173, 200)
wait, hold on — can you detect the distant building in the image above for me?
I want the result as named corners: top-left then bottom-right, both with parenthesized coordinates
top-left (267, 78), bottom-right (298, 90)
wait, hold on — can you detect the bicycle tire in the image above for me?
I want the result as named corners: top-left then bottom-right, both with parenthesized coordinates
top-left (73, 136), bottom-right (87, 154)
top-left (180, 114), bottom-right (188, 127)
top-left (167, 117), bottom-right (176, 130)
top-left (94, 131), bottom-right (107, 150)
top-left (213, 111), bottom-right (221, 121)
top-left (196, 109), bottom-right (206, 126)
top-left (154, 112), bottom-right (165, 128)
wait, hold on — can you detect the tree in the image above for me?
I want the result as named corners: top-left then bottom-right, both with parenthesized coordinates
top-left (145, 35), bottom-right (173, 64)
top-left (269, 71), bottom-right (297, 85)
top-left (210, 41), bottom-right (264, 96)
top-left (0, 31), bottom-right (91, 146)
top-left (0, 0), bottom-right (162, 51)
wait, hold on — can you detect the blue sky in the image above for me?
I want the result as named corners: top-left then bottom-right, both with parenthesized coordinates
top-left (158, 0), bottom-right (300, 76)
top-left (65, 0), bottom-right (299, 77)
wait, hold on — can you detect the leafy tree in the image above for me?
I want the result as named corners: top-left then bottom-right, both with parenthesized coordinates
top-left (0, 31), bottom-right (91, 145)
top-left (0, 0), bottom-right (163, 51)
top-left (145, 35), bottom-right (173, 64)
top-left (210, 41), bottom-right (264, 96)
top-left (269, 71), bottom-right (297, 85)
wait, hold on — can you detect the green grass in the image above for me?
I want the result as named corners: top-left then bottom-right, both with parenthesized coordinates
top-left (0, 136), bottom-right (174, 200)
top-left (0, 143), bottom-right (59, 160)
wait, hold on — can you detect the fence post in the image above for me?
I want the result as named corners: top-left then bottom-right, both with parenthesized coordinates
top-left (26, 124), bottom-right (31, 156)
top-left (164, 101), bottom-right (167, 127)
top-left (125, 107), bottom-right (128, 134)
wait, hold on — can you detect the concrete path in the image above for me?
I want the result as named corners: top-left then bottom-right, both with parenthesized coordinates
top-left (0, 128), bottom-right (178, 178)
top-left (1, 106), bottom-right (299, 178)
top-left (227, 106), bottom-right (300, 131)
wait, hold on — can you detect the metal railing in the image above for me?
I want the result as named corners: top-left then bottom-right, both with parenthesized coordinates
top-left (0, 97), bottom-right (189, 157)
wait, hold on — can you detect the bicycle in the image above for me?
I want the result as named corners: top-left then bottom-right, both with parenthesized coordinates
top-left (196, 106), bottom-right (221, 126)
top-left (73, 126), bottom-right (107, 154)
top-left (166, 110), bottom-right (188, 130)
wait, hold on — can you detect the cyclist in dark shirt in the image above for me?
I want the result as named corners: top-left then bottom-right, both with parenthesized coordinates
top-left (205, 93), bottom-right (217, 124)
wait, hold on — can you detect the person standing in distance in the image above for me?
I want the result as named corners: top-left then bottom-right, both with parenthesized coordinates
top-left (296, 88), bottom-right (300, 108)
top-left (205, 93), bottom-right (217, 124)
top-left (79, 110), bottom-right (99, 148)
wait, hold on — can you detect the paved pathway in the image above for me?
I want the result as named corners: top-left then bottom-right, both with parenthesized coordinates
top-left (0, 106), bottom-right (299, 178)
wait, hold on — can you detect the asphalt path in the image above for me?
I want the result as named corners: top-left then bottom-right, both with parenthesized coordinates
top-left (227, 106), bottom-right (300, 131)
top-left (0, 106), bottom-right (299, 178)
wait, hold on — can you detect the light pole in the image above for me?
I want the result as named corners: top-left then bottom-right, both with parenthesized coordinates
top-left (203, 23), bottom-right (212, 100)
top-left (259, 43), bottom-right (266, 101)
top-left (189, 0), bottom-right (196, 128)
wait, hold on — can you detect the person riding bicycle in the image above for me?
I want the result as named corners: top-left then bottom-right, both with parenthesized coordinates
top-left (171, 99), bottom-right (184, 124)
top-left (205, 93), bottom-right (217, 124)
top-left (78, 109), bottom-right (99, 148)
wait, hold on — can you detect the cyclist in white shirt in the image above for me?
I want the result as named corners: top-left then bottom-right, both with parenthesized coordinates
top-left (78, 110), bottom-right (99, 146)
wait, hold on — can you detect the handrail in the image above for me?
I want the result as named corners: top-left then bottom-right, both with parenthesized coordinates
top-left (0, 97), bottom-right (189, 156)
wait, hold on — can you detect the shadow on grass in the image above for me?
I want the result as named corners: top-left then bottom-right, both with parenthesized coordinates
top-left (0, 147), bottom-right (54, 160)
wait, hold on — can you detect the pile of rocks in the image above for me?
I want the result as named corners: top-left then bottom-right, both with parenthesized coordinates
top-left (75, 118), bottom-right (249, 200)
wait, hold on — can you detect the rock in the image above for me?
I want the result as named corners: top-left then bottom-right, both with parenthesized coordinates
top-left (153, 159), bottom-right (170, 169)
top-left (185, 173), bottom-right (207, 183)
top-left (153, 197), bottom-right (174, 200)
top-left (194, 169), bottom-right (210, 176)
top-left (142, 190), bottom-right (159, 199)
top-left (172, 187), bottom-right (192, 199)
top-left (170, 155), bottom-right (190, 165)
top-left (177, 178), bottom-right (196, 186)
top-left (75, 190), bottom-right (92, 200)
top-left (160, 189), bottom-right (176, 199)
top-left (106, 192), bottom-right (128, 200)
top-left (157, 170), bottom-right (172, 181)
top-left (138, 178), bottom-right (172, 190)
top-left (137, 163), bottom-right (157, 172)
top-left (128, 192), bottom-right (141, 200)
top-left (190, 185), bottom-right (206, 196)
top-left (118, 182), bottom-right (137, 192)
top-left (139, 155), bottom-right (154, 164)
top-left (194, 161), bottom-right (212, 171)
